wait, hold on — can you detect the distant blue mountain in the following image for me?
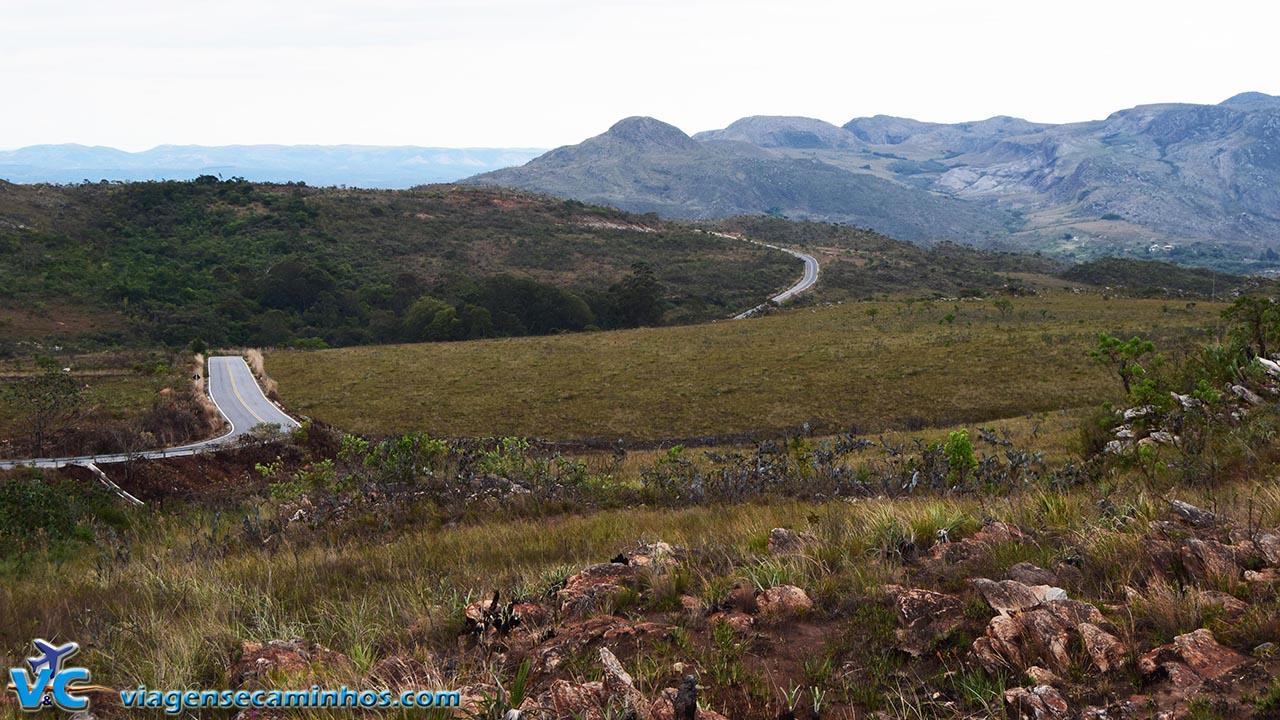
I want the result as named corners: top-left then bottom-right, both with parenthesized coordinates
top-left (0, 144), bottom-right (544, 188)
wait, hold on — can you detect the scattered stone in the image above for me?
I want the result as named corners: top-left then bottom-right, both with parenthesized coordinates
top-left (884, 585), bottom-right (964, 656)
top-left (754, 585), bottom-right (813, 619)
top-left (1245, 568), bottom-right (1280, 583)
top-left (707, 611), bottom-right (754, 633)
top-left (1003, 685), bottom-right (1070, 719)
top-left (767, 527), bottom-right (818, 554)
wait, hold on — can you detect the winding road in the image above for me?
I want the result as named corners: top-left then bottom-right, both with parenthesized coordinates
top-left (710, 232), bottom-right (820, 319)
top-left (0, 356), bottom-right (298, 469)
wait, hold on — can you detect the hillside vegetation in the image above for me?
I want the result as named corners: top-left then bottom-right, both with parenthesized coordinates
top-left (0, 180), bottom-right (798, 352)
top-left (270, 292), bottom-right (1223, 441)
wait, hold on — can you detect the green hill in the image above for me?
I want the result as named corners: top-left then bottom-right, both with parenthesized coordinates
top-left (0, 179), bottom-right (801, 352)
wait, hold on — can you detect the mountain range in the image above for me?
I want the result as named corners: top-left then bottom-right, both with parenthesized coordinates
top-left (469, 92), bottom-right (1280, 272)
top-left (0, 144), bottom-right (544, 188)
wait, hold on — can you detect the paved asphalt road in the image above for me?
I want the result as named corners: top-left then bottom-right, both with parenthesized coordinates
top-left (0, 356), bottom-right (298, 469)
top-left (713, 232), bottom-right (820, 319)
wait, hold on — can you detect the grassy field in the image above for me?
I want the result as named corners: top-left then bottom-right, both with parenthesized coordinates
top-left (270, 290), bottom-right (1224, 441)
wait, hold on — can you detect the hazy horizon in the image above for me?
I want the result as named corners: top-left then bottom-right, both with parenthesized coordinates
top-left (5, 0), bottom-right (1278, 151)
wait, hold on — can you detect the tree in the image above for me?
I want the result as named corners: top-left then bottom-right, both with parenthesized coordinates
top-left (1222, 295), bottom-right (1279, 358)
top-left (608, 262), bottom-right (665, 328)
top-left (4, 368), bottom-right (83, 456)
top-left (1089, 334), bottom-right (1156, 395)
top-left (993, 298), bottom-right (1013, 318)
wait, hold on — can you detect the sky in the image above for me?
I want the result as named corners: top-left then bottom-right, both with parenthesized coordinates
top-left (4, 0), bottom-right (1277, 151)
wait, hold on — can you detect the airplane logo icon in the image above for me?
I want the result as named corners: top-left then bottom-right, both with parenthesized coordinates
top-left (26, 639), bottom-right (80, 675)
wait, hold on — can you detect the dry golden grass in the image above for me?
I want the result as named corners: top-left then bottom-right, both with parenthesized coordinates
top-left (269, 292), bottom-right (1223, 441)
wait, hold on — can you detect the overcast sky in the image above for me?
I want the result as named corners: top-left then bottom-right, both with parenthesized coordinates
top-left (4, 0), bottom-right (1276, 151)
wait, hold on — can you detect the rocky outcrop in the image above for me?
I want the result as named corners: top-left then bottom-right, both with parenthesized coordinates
top-left (969, 579), bottom-right (1119, 675)
top-left (1003, 685), bottom-right (1070, 719)
top-left (885, 585), bottom-right (964, 656)
top-left (228, 639), bottom-right (353, 690)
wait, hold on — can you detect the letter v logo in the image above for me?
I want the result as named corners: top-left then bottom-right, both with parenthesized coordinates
top-left (9, 667), bottom-right (52, 710)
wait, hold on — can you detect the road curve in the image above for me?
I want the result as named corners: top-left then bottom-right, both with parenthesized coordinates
top-left (0, 356), bottom-right (299, 469)
top-left (707, 231), bottom-right (820, 319)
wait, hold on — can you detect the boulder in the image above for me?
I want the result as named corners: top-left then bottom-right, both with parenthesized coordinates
top-left (755, 585), bottom-right (813, 619)
top-left (1006, 562), bottom-right (1059, 587)
top-left (970, 578), bottom-right (1067, 615)
top-left (1180, 539), bottom-right (1240, 583)
top-left (1003, 685), bottom-right (1070, 719)
top-left (884, 585), bottom-right (964, 656)
top-left (1172, 629), bottom-right (1248, 680)
top-left (767, 527), bottom-right (819, 554)
top-left (1197, 590), bottom-right (1249, 618)
top-left (1139, 629), bottom-right (1248, 686)
top-left (1167, 499), bottom-right (1219, 528)
top-left (648, 684), bottom-right (731, 720)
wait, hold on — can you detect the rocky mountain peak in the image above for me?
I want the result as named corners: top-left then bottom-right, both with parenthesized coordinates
top-left (604, 117), bottom-right (698, 152)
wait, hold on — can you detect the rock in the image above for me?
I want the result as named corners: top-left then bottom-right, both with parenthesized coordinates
top-left (1003, 685), bottom-right (1070, 719)
top-left (531, 615), bottom-right (671, 673)
top-left (620, 541), bottom-right (687, 568)
top-left (228, 639), bottom-right (353, 690)
top-left (1148, 431), bottom-right (1176, 444)
top-left (1180, 539), bottom-right (1240, 583)
top-left (1167, 499), bottom-right (1220, 528)
top-left (1006, 562), bottom-right (1059, 587)
top-left (599, 647), bottom-right (651, 720)
top-left (707, 611), bottom-right (754, 633)
top-left (1077, 623), bottom-right (1128, 673)
top-left (884, 585), bottom-right (964, 656)
top-left (1245, 568), bottom-right (1280, 583)
top-left (971, 578), bottom-right (1067, 615)
top-left (559, 563), bottom-right (638, 618)
top-left (755, 585), bottom-right (813, 618)
top-left (767, 527), bottom-right (818, 554)
top-left (1229, 384), bottom-right (1263, 405)
top-left (1197, 590), bottom-right (1249, 618)
top-left (648, 685), bottom-right (731, 720)
top-left (1254, 533), bottom-right (1280, 565)
top-left (924, 521), bottom-right (1028, 565)
top-left (1024, 665), bottom-right (1061, 686)
top-left (1124, 405), bottom-right (1154, 420)
top-left (545, 679), bottom-right (605, 718)
top-left (1172, 629), bottom-right (1247, 680)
